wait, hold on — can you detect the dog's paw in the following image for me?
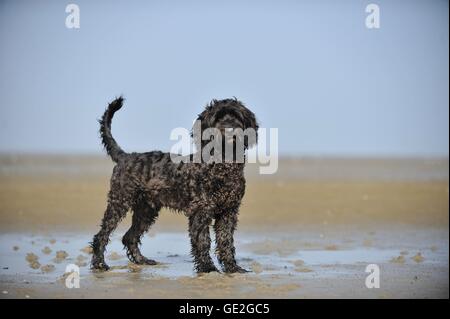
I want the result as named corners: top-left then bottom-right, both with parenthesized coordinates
top-left (196, 264), bottom-right (220, 273)
top-left (224, 265), bottom-right (250, 274)
top-left (136, 257), bottom-right (158, 266)
top-left (91, 261), bottom-right (110, 272)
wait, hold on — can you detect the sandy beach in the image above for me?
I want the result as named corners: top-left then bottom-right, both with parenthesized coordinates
top-left (0, 155), bottom-right (448, 298)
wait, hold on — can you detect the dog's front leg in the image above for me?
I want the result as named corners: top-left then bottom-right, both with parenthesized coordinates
top-left (188, 213), bottom-right (219, 273)
top-left (214, 211), bottom-right (249, 273)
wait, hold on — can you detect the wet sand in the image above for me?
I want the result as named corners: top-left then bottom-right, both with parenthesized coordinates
top-left (0, 155), bottom-right (448, 298)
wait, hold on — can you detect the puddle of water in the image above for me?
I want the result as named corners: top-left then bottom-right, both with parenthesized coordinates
top-left (0, 232), bottom-right (196, 280)
top-left (0, 229), bottom-right (447, 283)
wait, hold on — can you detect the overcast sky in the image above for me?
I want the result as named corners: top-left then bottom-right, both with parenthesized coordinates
top-left (0, 0), bottom-right (448, 156)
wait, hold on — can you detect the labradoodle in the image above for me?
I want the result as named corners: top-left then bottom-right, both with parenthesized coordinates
top-left (91, 96), bottom-right (258, 273)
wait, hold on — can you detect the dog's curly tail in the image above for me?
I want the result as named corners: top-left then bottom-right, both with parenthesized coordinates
top-left (99, 96), bottom-right (127, 163)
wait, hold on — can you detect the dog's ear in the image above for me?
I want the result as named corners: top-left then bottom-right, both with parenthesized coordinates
top-left (242, 108), bottom-right (258, 132)
top-left (191, 104), bottom-right (213, 148)
top-left (237, 101), bottom-right (259, 148)
top-left (230, 97), bottom-right (258, 132)
top-left (190, 113), bottom-right (201, 147)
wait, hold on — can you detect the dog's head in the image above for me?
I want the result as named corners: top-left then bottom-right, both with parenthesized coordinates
top-left (192, 98), bottom-right (258, 156)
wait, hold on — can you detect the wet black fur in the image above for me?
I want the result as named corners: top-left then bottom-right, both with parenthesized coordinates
top-left (91, 96), bottom-right (258, 273)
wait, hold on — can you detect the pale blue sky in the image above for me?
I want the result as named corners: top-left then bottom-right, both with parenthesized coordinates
top-left (0, 0), bottom-right (448, 156)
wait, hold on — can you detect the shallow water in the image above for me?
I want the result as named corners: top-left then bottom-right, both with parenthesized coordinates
top-left (0, 228), bottom-right (447, 287)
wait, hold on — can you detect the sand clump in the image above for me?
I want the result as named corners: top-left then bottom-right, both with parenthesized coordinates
top-left (26, 253), bottom-right (40, 269)
top-left (27, 262), bottom-right (41, 270)
top-left (41, 246), bottom-right (52, 255)
top-left (25, 253), bottom-right (38, 263)
top-left (412, 253), bottom-right (424, 263)
top-left (291, 260), bottom-right (305, 267)
top-left (127, 262), bottom-right (143, 273)
top-left (250, 261), bottom-right (263, 274)
top-left (41, 264), bottom-right (55, 273)
top-left (53, 250), bottom-right (68, 263)
top-left (80, 246), bottom-right (93, 254)
top-left (390, 255), bottom-right (405, 264)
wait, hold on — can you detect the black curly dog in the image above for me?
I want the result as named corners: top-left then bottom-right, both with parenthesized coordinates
top-left (91, 97), bottom-right (258, 273)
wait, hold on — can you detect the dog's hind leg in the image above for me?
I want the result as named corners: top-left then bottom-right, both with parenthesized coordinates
top-left (91, 191), bottom-right (129, 271)
top-left (188, 213), bottom-right (219, 273)
top-left (214, 211), bottom-right (249, 273)
top-left (122, 200), bottom-right (160, 265)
